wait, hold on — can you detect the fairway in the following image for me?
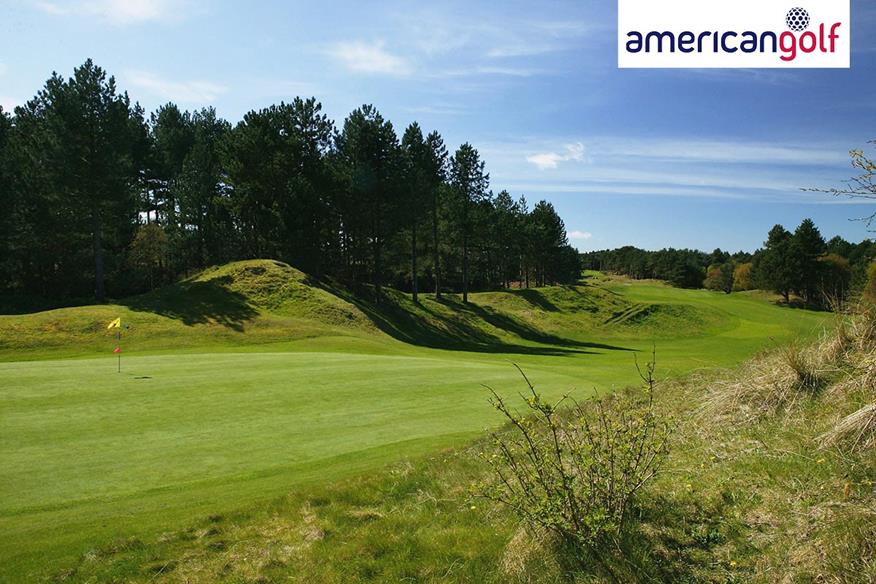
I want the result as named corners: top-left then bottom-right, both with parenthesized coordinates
top-left (0, 271), bottom-right (828, 581)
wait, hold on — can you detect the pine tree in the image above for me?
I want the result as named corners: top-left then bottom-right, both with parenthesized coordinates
top-left (493, 191), bottom-right (521, 288)
top-left (149, 103), bottom-right (194, 229)
top-left (0, 107), bottom-right (13, 292)
top-left (792, 218), bottom-right (826, 304)
top-left (424, 131), bottom-right (447, 300)
top-left (528, 201), bottom-right (569, 286)
top-left (18, 60), bottom-right (141, 301)
top-left (449, 144), bottom-right (489, 303)
top-left (401, 123), bottom-right (428, 304)
top-left (177, 108), bottom-right (231, 267)
top-left (756, 225), bottom-right (795, 302)
top-left (1, 60), bottom-right (590, 304)
top-left (335, 105), bottom-right (401, 302)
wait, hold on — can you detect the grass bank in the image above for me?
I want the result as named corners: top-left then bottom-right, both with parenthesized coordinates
top-left (0, 262), bottom-right (829, 581)
top-left (44, 313), bottom-right (876, 583)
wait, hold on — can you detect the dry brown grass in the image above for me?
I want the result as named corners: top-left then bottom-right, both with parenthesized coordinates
top-left (700, 305), bottom-right (876, 425)
top-left (499, 525), bottom-right (560, 582)
top-left (850, 303), bottom-right (876, 352)
top-left (819, 316), bottom-right (854, 364)
top-left (687, 308), bottom-right (876, 582)
top-left (143, 503), bottom-right (325, 584)
top-left (700, 345), bottom-right (824, 422)
top-left (828, 349), bottom-right (876, 397)
top-left (818, 402), bottom-right (876, 452)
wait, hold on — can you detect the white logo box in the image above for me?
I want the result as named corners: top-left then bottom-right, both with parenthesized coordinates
top-left (618, 0), bottom-right (850, 68)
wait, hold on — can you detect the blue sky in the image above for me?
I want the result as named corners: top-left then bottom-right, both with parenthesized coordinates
top-left (1, 0), bottom-right (875, 252)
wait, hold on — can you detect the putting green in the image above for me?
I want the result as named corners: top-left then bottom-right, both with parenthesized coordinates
top-left (0, 273), bottom-right (828, 581)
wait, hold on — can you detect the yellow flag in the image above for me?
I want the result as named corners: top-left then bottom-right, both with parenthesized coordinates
top-left (107, 317), bottom-right (121, 330)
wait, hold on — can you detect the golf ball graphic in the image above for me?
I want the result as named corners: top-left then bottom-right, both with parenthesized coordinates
top-left (786, 7), bottom-right (810, 32)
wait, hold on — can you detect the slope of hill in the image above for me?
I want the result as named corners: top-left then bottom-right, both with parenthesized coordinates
top-left (0, 259), bottom-right (733, 361)
top-left (0, 260), bottom-right (378, 359)
top-left (46, 315), bottom-right (876, 584)
top-left (0, 261), bottom-right (831, 582)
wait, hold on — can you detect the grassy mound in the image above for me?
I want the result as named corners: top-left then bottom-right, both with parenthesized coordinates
top-left (0, 265), bottom-right (832, 581)
top-left (47, 313), bottom-right (876, 583)
top-left (186, 260), bottom-right (370, 326)
top-left (0, 260), bottom-right (738, 360)
top-left (0, 260), bottom-right (380, 360)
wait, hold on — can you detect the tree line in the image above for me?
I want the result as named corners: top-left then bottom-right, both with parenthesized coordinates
top-left (582, 218), bottom-right (876, 308)
top-left (0, 60), bottom-right (580, 306)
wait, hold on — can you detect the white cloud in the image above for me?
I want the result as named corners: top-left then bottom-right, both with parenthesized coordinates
top-left (479, 136), bottom-right (853, 204)
top-left (526, 153), bottom-right (564, 170)
top-left (404, 103), bottom-right (468, 116)
top-left (600, 138), bottom-right (846, 166)
top-left (474, 66), bottom-right (543, 77)
top-left (486, 45), bottom-right (556, 58)
top-left (499, 137), bottom-right (847, 172)
top-left (486, 21), bottom-right (605, 58)
top-left (328, 41), bottom-right (413, 76)
top-left (34, 0), bottom-right (187, 25)
top-left (535, 21), bottom-right (602, 36)
top-left (568, 230), bottom-right (593, 240)
top-left (430, 65), bottom-right (546, 79)
top-left (402, 17), bottom-right (473, 56)
top-left (33, 1), bottom-right (66, 15)
top-left (124, 70), bottom-right (227, 103)
top-left (526, 142), bottom-right (586, 170)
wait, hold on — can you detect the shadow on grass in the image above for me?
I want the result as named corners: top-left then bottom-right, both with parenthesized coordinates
top-left (775, 297), bottom-right (831, 312)
top-left (0, 294), bottom-right (94, 315)
top-left (122, 276), bottom-right (257, 332)
top-left (114, 268), bottom-right (634, 356)
top-left (320, 281), bottom-right (633, 357)
top-left (448, 297), bottom-right (632, 353)
top-left (511, 288), bottom-right (561, 312)
top-left (541, 493), bottom-right (735, 582)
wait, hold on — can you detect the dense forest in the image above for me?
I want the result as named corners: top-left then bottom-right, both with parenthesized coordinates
top-left (0, 60), bottom-right (580, 307)
top-left (582, 218), bottom-right (876, 307)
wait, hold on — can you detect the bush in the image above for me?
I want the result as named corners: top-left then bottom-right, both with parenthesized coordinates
top-left (733, 262), bottom-right (754, 291)
top-left (704, 262), bottom-right (734, 293)
top-left (479, 353), bottom-right (672, 571)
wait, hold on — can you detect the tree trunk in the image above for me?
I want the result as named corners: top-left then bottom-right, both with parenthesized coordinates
top-left (92, 204), bottom-right (105, 302)
top-left (463, 233), bottom-right (469, 304)
top-left (411, 222), bottom-right (419, 304)
top-left (313, 216), bottom-right (323, 279)
top-left (433, 192), bottom-right (441, 299)
top-left (198, 220), bottom-right (205, 268)
top-left (370, 198), bottom-right (383, 304)
top-left (374, 238), bottom-right (382, 304)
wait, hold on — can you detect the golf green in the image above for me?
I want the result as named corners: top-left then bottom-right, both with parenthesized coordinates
top-left (0, 276), bottom-right (828, 580)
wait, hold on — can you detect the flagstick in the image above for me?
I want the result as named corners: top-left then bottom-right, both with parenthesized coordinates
top-left (118, 328), bottom-right (121, 373)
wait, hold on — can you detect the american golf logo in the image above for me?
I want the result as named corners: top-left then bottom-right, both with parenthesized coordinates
top-left (618, 0), bottom-right (850, 68)
top-left (775, 7), bottom-right (842, 62)
top-left (785, 7), bottom-right (810, 32)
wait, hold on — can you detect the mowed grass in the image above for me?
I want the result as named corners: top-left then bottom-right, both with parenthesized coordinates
top-left (0, 262), bottom-right (829, 581)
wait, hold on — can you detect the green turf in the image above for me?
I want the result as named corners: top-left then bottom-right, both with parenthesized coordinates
top-left (0, 262), bottom-right (829, 581)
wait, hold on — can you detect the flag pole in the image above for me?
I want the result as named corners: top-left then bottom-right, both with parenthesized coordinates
top-left (117, 327), bottom-right (121, 373)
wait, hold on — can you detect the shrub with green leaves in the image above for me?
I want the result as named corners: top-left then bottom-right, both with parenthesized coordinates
top-left (480, 354), bottom-right (672, 557)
